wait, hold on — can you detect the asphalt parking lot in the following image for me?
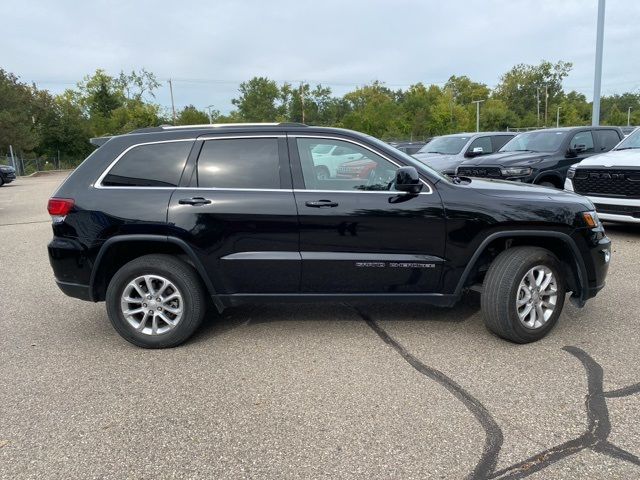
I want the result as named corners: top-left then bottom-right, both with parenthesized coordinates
top-left (0, 172), bottom-right (638, 479)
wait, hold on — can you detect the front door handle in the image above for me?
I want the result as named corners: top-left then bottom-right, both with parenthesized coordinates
top-left (178, 197), bottom-right (212, 206)
top-left (305, 200), bottom-right (339, 208)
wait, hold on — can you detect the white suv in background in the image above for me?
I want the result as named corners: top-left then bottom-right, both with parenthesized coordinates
top-left (565, 128), bottom-right (640, 223)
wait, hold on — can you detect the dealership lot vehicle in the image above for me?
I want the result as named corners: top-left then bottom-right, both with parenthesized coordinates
top-left (566, 127), bottom-right (640, 223)
top-left (412, 132), bottom-right (516, 175)
top-left (457, 126), bottom-right (624, 187)
top-left (2, 171), bottom-right (640, 479)
top-left (48, 123), bottom-right (610, 348)
top-left (0, 163), bottom-right (16, 186)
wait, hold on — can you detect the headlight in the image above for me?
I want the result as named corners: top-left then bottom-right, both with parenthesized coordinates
top-left (567, 167), bottom-right (576, 179)
top-left (500, 167), bottom-right (532, 177)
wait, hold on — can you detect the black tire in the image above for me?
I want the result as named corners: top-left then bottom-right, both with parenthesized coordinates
top-left (106, 254), bottom-right (206, 348)
top-left (0, 176), bottom-right (4, 187)
top-left (481, 247), bottom-right (566, 343)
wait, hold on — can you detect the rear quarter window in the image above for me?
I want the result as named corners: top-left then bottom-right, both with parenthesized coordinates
top-left (102, 141), bottom-right (192, 187)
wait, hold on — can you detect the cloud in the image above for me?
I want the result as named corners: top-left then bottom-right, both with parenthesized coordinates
top-left (2, 0), bottom-right (638, 114)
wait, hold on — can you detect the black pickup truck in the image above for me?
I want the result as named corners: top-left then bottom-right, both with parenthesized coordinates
top-left (456, 126), bottom-right (624, 188)
top-left (47, 123), bottom-right (611, 348)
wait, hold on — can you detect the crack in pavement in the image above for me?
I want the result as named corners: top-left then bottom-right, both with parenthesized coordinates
top-left (356, 309), bottom-right (640, 479)
top-left (355, 307), bottom-right (503, 480)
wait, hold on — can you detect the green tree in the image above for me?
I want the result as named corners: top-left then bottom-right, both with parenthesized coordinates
top-left (176, 105), bottom-right (211, 125)
top-left (493, 60), bottom-right (573, 126)
top-left (232, 77), bottom-right (284, 121)
top-left (0, 69), bottom-right (39, 154)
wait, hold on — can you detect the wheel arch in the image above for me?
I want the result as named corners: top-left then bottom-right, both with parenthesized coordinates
top-left (90, 235), bottom-right (220, 309)
top-left (533, 171), bottom-right (564, 188)
top-left (456, 230), bottom-right (588, 305)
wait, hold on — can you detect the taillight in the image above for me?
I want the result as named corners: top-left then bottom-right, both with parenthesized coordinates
top-left (47, 198), bottom-right (75, 220)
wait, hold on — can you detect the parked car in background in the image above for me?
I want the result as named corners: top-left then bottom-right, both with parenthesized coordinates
top-left (565, 127), bottom-right (640, 223)
top-left (391, 141), bottom-right (427, 155)
top-left (310, 142), bottom-right (363, 178)
top-left (456, 127), bottom-right (624, 188)
top-left (0, 163), bottom-right (16, 186)
top-left (620, 126), bottom-right (637, 136)
top-left (412, 132), bottom-right (516, 175)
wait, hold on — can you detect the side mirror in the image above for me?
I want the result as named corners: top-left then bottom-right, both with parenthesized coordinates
top-left (465, 146), bottom-right (484, 158)
top-left (566, 144), bottom-right (587, 157)
top-left (395, 166), bottom-right (423, 194)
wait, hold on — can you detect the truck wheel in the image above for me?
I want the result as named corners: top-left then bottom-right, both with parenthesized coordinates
top-left (106, 254), bottom-right (206, 348)
top-left (0, 177), bottom-right (4, 187)
top-left (481, 247), bottom-right (565, 343)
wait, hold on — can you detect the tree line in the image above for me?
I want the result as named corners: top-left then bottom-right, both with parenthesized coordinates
top-left (1, 60), bottom-right (639, 166)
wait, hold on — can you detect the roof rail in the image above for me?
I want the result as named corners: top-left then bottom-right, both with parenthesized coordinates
top-left (160, 122), bottom-right (308, 130)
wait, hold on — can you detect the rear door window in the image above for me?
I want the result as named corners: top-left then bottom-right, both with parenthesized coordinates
top-left (491, 135), bottom-right (514, 151)
top-left (197, 138), bottom-right (281, 189)
top-left (102, 141), bottom-right (192, 187)
top-left (594, 129), bottom-right (622, 152)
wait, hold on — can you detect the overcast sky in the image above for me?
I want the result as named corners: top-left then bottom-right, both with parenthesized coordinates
top-left (2, 0), bottom-right (639, 115)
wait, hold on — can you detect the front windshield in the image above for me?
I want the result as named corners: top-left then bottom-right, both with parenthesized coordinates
top-left (417, 136), bottom-right (470, 155)
top-left (615, 128), bottom-right (640, 150)
top-left (500, 130), bottom-right (567, 153)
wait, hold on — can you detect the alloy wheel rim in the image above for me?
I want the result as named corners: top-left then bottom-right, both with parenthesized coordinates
top-left (516, 265), bottom-right (558, 329)
top-left (120, 274), bottom-right (183, 335)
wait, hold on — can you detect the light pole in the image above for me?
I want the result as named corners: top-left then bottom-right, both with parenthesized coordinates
top-left (592, 0), bottom-right (606, 126)
top-left (206, 105), bottom-right (215, 124)
top-left (471, 100), bottom-right (484, 132)
top-left (628, 107), bottom-right (632, 127)
top-left (556, 106), bottom-right (561, 127)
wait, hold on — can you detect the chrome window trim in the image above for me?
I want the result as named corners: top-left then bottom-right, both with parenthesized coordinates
top-left (94, 138), bottom-right (196, 189)
top-left (292, 134), bottom-right (433, 194)
top-left (196, 134), bottom-right (285, 141)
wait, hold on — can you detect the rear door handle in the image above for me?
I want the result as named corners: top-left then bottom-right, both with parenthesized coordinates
top-left (305, 200), bottom-right (339, 208)
top-left (178, 197), bottom-right (212, 206)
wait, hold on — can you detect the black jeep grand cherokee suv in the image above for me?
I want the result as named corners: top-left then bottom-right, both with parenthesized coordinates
top-left (48, 123), bottom-right (611, 348)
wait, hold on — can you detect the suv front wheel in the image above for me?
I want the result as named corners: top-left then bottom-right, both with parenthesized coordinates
top-left (106, 254), bottom-right (206, 348)
top-left (481, 247), bottom-right (566, 343)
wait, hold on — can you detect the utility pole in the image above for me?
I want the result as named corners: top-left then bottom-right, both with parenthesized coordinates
top-left (556, 106), bottom-right (561, 127)
top-left (544, 86), bottom-right (548, 126)
top-left (536, 88), bottom-right (541, 126)
top-left (592, 0), bottom-right (606, 126)
top-left (168, 79), bottom-right (177, 125)
top-left (206, 105), bottom-right (215, 124)
top-left (628, 107), bottom-right (632, 126)
top-left (471, 100), bottom-right (484, 132)
top-left (299, 82), bottom-right (305, 124)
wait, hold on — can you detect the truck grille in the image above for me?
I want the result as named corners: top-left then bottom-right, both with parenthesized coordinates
top-left (457, 166), bottom-right (502, 178)
top-left (593, 203), bottom-right (640, 218)
top-left (573, 169), bottom-right (640, 198)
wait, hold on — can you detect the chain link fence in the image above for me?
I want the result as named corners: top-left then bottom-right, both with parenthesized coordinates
top-left (2, 154), bottom-right (84, 176)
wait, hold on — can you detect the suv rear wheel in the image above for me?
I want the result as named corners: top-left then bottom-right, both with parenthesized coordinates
top-left (481, 247), bottom-right (566, 343)
top-left (106, 254), bottom-right (206, 348)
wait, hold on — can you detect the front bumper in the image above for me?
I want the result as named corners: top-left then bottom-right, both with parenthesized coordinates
top-left (1, 172), bottom-right (16, 183)
top-left (565, 178), bottom-right (640, 224)
top-left (572, 227), bottom-right (611, 306)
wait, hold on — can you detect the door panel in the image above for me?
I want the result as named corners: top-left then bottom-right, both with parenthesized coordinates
top-left (167, 135), bottom-right (300, 294)
top-left (290, 135), bottom-right (446, 293)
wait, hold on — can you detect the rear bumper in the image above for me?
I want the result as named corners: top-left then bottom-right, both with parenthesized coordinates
top-left (48, 236), bottom-right (94, 301)
top-left (55, 280), bottom-right (92, 301)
